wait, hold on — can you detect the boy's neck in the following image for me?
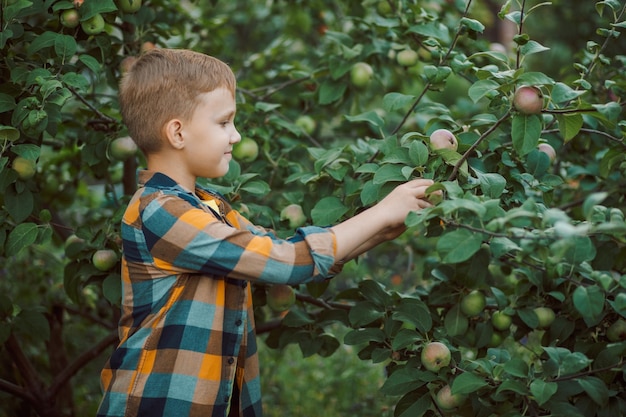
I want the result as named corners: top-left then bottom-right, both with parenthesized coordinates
top-left (146, 153), bottom-right (197, 192)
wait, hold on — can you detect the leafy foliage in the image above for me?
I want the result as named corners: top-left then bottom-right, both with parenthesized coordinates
top-left (0, 0), bottom-right (625, 416)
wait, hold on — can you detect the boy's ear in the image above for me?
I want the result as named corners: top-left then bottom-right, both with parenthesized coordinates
top-left (163, 119), bottom-right (185, 150)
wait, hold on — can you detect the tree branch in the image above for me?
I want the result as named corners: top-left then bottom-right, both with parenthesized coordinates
top-left (48, 331), bottom-right (118, 399)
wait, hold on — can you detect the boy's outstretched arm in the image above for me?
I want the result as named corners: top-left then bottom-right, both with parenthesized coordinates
top-left (330, 179), bottom-right (435, 262)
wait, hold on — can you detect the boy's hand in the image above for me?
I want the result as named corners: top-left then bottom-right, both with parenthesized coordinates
top-left (375, 179), bottom-right (438, 228)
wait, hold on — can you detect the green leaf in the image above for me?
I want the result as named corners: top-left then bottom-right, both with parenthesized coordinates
top-left (26, 31), bottom-right (58, 55)
top-left (503, 357), bottom-right (529, 378)
top-left (79, 54), bottom-right (102, 73)
top-left (239, 180), bottom-right (270, 195)
top-left (345, 110), bottom-right (384, 129)
top-left (54, 34), bottom-right (77, 58)
top-left (359, 280), bottom-right (393, 307)
top-left (608, 292), bottom-right (626, 318)
top-left (344, 328), bottom-right (386, 345)
top-left (348, 301), bottom-right (384, 327)
top-left (512, 114), bottom-right (542, 156)
top-left (408, 140), bottom-right (429, 167)
top-left (444, 304), bottom-right (468, 336)
top-left (451, 372), bottom-right (489, 395)
top-left (557, 113), bottom-right (584, 141)
top-left (380, 367), bottom-right (428, 396)
top-left (6, 223), bottom-right (38, 256)
top-left (318, 80), bottom-right (347, 105)
top-left (383, 92), bottom-right (416, 112)
top-left (551, 82), bottom-right (586, 103)
top-left (392, 298), bottom-right (432, 334)
top-left (460, 17), bottom-right (485, 33)
top-left (310, 196), bottom-right (348, 225)
top-left (530, 379), bottom-right (558, 405)
top-left (573, 285), bottom-right (605, 319)
top-left (0, 125), bottom-right (20, 141)
top-left (4, 186), bottom-right (34, 224)
top-left (519, 40), bottom-right (550, 56)
top-left (0, 94), bottom-right (16, 113)
top-left (495, 380), bottom-right (529, 396)
top-left (592, 101), bottom-right (622, 123)
top-left (78, 0), bottom-right (118, 21)
top-left (102, 273), bottom-right (121, 305)
top-left (474, 170), bottom-right (506, 198)
top-left (577, 376), bottom-right (609, 406)
top-left (437, 229), bottom-right (483, 263)
top-left (407, 21), bottom-right (450, 42)
top-left (373, 164), bottom-right (407, 184)
top-left (395, 393), bottom-right (431, 417)
top-left (468, 79), bottom-right (500, 103)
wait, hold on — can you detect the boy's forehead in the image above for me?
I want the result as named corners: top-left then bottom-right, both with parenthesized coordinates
top-left (196, 88), bottom-right (236, 113)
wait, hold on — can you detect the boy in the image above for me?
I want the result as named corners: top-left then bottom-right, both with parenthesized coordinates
top-left (97, 48), bottom-right (435, 417)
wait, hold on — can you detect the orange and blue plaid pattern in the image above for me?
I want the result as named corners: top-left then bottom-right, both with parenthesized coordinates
top-left (97, 171), bottom-right (341, 417)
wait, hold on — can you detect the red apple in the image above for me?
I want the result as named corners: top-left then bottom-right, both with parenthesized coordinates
top-left (537, 143), bottom-right (556, 162)
top-left (266, 284), bottom-right (296, 312)
top-left (435, 384), bottom-right (466, 410)
top-left (420, 341), bottom-right (451, 372)
top-left (429, 129), bottom-right (458, 151)
top-left (513, 85), bottom-right (543, 115)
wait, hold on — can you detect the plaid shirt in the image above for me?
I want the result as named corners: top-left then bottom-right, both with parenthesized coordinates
top-left (97, 171), bottom-right (341, 417)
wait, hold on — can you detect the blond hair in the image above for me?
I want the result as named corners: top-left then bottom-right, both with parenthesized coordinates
top-left (118, 48), bottom-right (236, 155)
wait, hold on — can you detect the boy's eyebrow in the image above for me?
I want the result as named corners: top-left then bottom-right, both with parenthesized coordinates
top-left (218, 109), bottom-right (236, 119)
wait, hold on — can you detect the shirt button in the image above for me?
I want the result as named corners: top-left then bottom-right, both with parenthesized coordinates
top-left (227, 357), bottom-right (234, 365)
top-left (235, 319), bottom-right (242, 326)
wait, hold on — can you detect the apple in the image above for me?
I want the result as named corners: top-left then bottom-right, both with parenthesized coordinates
top-left (533, 307), bottom-right (555, 329)
top-left (350, 62), bottom-right (373, 88)
top-left (117, 0), bottom-right (142, 13)
top-left (460, 290), bottom-right (486, 317)
top-left (491, 311), bottom-right (513, 331)
top-left (295, 115), bottom-right (316, 135)
top-left (109, 136), bottom-right (138, 161)
top-left (119, 56), bottom-right (138, 75)
top-left (429, 129), bottom-right (458, 151)
top-left (266, 284), bottom-right (296, 312)
top-left (435, 384), bottom-right (466, 410)
top-left (607, 319), bottom-right (626, 342)
top-left (420, 341), bottom-right (451, 372)
top-left (81, 13), bottom-right (105, 35)
top-left (537, 143), bottom-right (556, 162)
top-left (377, 1), bottom-right (392, 15)
top-left (92, 249), bottom-right (118, 272)
top-left (513, 85), bottom-right (543, 115)
top-left (12, 156), bottom-right (36, 180)
top-left (232, 137), bottom-right (259, 162)
top-left (60, 9), bottom-right (80, 28)
top-left (488, 332), bottom-right (504, 347)
top-left (280, 204), bottom-right (307, 229)
top-left (141, 41), bottom-right (156, 54)
top-left (396, 49), bottom-right (418, 67)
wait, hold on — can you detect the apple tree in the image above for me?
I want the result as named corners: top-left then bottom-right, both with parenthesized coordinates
top-left (0, 0), bottom-right (625, 416)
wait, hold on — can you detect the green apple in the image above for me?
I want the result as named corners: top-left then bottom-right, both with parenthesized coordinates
top-left (295, 115), bottom-right (316, 135)
top-left (266, 284), bottom-right (296, 312)
top-left (607, 319), bottom-right (626, 342)
top-left (491, 311), bottom-right (513, 331)
top-left (117, 0), bottom-right (142, 13)
top-left (435, 384), bottom-right (466, 410)
top-left (81, 13), bottom-right (105, 35)
top-left (109, 136), bottom-right (138, 161)
top-left (396, 49), bottom-right (418, 67)
top-left (350, 62), bottom-right (373, 88)
top-left (513, 85), bottom-right (543, 115)
top-left (12, 156), bottom-right (36, 180)
top-left (232, 137), bottom-right (259, 162)
top-left (60, 9), bottom-right (80, 28)
top-left (533, 307), bottom-right (555, 329)
top-left (460, 290), bottom-right (486, 317)
top-left (280, 204), bottom-right (307, 229)
top-left (429, 128), bottom-right (458, 152)
top-left (92, 249), bottom-right (118, 272)
top-left (420, 341), bottom-right (451, 372)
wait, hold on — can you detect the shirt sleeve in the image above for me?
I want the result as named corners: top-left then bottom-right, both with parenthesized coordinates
top-left (132, 191), bottom-right (341, 284)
